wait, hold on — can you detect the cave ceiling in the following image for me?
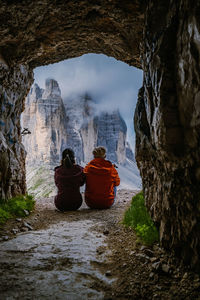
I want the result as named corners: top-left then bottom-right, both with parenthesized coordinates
top-left (0, 0), bottom-right (144, 69)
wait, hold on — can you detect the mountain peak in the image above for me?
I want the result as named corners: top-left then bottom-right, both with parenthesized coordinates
top-left (27, 83), bottom-right (42, 103)
top-left (43, 78), bottom-right (61, 98)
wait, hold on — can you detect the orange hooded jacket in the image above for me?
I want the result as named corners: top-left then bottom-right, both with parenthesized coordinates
top-left (84, 158), bottom-right (120, 209)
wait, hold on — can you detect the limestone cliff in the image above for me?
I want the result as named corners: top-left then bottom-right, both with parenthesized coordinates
top-left (93, 111), bottom-right (127, 164)
top-left (21, 79), bottom-right (68, 166)
top-left (64, 93), bottom-right (128, 164)
top-left (21, 82), bottom-right (141, 197)
top-left (63, 94), bottom-right (93, 164)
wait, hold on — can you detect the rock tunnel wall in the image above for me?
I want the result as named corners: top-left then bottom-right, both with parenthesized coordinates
top-left (0, 63), bottom-right (33, 199)
top-left (135, 0), bottom-right (200, 269)
top-left (0, 0), bottom-right (200, 268)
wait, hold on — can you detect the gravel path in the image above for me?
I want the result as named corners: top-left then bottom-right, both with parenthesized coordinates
top-left (0, 189), bottom-right (199, 300)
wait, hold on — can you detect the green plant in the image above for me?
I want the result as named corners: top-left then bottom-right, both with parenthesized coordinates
top-left (0, 207), bottom-right (11, 224)
top-left (0, 194), bottom-right (35, 224)
top-left (123, 191), bottom-right (159, 245)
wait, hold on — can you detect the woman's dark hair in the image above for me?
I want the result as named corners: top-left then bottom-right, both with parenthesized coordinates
top-left (62, 148), bottom-right (75, 168)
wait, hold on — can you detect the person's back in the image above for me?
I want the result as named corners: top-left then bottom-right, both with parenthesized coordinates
top-left (54, 148), bottom-right (85, 211)
top-left (84, 147), bottom-right (120, 209)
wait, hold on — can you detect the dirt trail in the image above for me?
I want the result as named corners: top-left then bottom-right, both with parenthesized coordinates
top-left (0, 189), bottom-right (199, 300)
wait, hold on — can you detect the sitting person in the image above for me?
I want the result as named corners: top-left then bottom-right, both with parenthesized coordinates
top-left (54, 148), bottom-right (85, 211)
top-left (84, 146), bottom-right (120, 209)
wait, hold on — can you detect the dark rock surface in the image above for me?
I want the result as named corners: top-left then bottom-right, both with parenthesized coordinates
top-left (0, 0), bottom-right (143, 68)
top-left (0, 64), bottom-right (33, 199)
top-left (134, 0), bottom-right (200, 269)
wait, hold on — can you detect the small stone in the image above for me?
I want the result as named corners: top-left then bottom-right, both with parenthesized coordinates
top-left (130, 251), bottom-right (135, 255)
top-left (122, 263), bottom-right (127, 267)
top-left (2, 236), bottom-right (9, 241)
top-left (105, 270), bottom-right (112, 276)
top-left (23, 221), bottom-right (33, 230)
top-left (182, 272), bottom-right (188, 280)
top-left (140, 245), bottom-right (147, 251)
top-left (16, 218), bottom-right (22, 222)
top-left (11, 228), bottom-right (19, 234)
top-left (23, 209), bottom-right (29, 216)
top-left (149, 272), bottom-right (155, 279)
top-left (152, 261), bottom-right (161, 271)
top-left (162, 264), bottom-right (170, 273)
top-left (150, 257), bottom-right (158, 263)
top-left (135, 253), bottom-right (150, 262)
top-left (144, 248), bottom-right (154, 257)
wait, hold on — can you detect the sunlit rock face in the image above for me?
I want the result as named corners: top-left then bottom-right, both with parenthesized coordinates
top-left (64, 93), bottom-right (141, 190)
top-left (134, 0), bottom-right (200, 269)
top-left (21, 79), bottom-right (68, 166)
top-left (94, 111), bottom-right (127, 164)
top-left (21, 84), bottom-right (140, 197)
top-left (65, 93), bottom-right (128, 164)
top-left (64, 94), bottom-right (91, 164)
top-left (63, 93), bottom-right (128, 165)
top-left (126, 142), bottom-right (135, 161)
top-left (22, 84), bottom-right (132, 166)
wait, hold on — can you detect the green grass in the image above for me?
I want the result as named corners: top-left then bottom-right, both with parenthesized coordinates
top-left (43, 191), bottom-right (52, 198)
top-left (31, 178), bottom-right (45, 191)
top-left (123, 191), bottom-right (159, 245)
top-left (0, 194), bottom-right (35, 224)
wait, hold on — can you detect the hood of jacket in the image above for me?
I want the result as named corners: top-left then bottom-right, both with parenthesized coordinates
top-left (84, 158), bottom-right (113, 176)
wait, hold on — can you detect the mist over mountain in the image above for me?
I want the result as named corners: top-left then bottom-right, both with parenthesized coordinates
top-left (21, 79), bottom-right (141, 198)
top-left (34, 54), bottom-right (143, 150)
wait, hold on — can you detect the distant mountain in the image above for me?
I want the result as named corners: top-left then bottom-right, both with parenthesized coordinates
top-left (21, 79), bottom-right (141, 197)
top-left (21, 79), bottom-right (68, 166)
top-left (64, 93), bottom-right (130, 165)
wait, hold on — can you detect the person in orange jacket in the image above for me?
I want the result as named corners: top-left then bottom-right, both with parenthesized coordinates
top-left (84, 146), bottom-right (120, 209)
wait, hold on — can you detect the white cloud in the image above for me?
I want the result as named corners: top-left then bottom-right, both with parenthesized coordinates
top-left (34, 53), bottom-right (143, 150)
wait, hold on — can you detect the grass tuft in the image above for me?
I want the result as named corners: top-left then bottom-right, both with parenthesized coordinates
top-left (0, 194), bottom-right (35, 224)
top-left (123, 191), bottom-right (159, 245)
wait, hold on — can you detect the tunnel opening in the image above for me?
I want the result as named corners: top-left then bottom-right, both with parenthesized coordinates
top-left (21, 53), bottom-right (143, 199)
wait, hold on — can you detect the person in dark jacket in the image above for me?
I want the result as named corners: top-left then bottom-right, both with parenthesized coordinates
top-left (54, 148), bottom-right (85, 211)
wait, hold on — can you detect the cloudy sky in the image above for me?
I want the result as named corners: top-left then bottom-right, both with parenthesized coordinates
top-left (34, 53), bottom-right (143, 150)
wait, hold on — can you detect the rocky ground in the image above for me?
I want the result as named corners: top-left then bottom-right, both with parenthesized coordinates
top-left (0, 189), bottom-right (199, 299)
